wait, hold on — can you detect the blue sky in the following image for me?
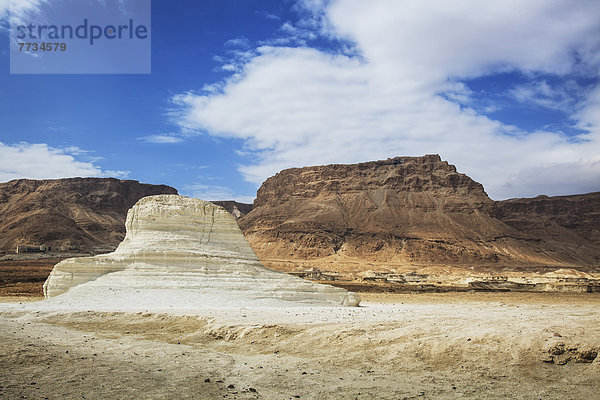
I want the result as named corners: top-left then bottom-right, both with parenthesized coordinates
top-left (1, 0), bottom-right (599, 201)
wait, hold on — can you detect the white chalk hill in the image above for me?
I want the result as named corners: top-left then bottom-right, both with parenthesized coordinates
top-left (43, 195), bottom-right (360, 310)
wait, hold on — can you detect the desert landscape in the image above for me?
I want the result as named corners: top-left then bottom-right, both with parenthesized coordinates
top-left (2, 156), bottom-right (599, 296)
top-left (1, 293), bottom-right (599, 399)
top-left (3, 0), bottom-right (600, 398)
top-left (1, 164), bottom-right (599, 399)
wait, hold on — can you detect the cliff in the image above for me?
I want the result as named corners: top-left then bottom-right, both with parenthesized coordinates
top-left (239, 155), bottom-right (600, 278)
top-left (496, 192), bottom-right (600, 246)
top-left (0, 178), bottom-right (177, 254)
top-left (495, 192), bottom-right (600, 268)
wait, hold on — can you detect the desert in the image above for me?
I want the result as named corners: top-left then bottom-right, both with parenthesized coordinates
top-left (3, 1), bottom-right (600, 399)
top-left (1, 190), bottom-right (599, 399)
top-left (1, 292), bottom-right (599, 399)
top-left (3, 157), bottom-right (599, 296)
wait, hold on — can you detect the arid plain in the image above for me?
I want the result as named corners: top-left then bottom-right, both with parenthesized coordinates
top-left (1, 292), bottom-right (599, 399)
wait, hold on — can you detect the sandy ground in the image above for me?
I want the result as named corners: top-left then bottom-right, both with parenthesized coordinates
top-left (1, 292), bottom-right (599, 399)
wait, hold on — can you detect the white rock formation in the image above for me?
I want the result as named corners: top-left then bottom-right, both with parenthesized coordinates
top-left (43, 195), bottom-right (360, 309)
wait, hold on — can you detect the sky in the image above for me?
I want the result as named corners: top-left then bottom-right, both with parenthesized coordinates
top-left (0, 0), bottom-right (599, 202)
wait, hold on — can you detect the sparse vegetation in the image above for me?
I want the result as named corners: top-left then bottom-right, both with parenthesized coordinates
top-left (0, 258), bottom-right (63, 296)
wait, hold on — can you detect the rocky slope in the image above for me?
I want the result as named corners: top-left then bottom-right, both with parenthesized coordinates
top-left (0, 178), bottom-right (177, 254)
top-left (496, 192), bottom-right (600, 246)
top-left (211, 201), bottom-right (253, 220)
top-left (238, 155), bottom-right (600, 281)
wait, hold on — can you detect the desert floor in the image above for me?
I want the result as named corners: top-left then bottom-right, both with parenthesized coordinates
top-left (0, 258), bottom-right (64, 297)
top-left (1, 292), bottom-right (599, 399)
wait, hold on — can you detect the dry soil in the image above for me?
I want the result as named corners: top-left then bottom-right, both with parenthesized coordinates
top-left (1, 292), bottom-right (599, 399)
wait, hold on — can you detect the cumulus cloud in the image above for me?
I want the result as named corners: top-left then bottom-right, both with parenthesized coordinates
top-left (0, 142), bottom-right (127, 182)
top-left (173, 0), bottom-right (600, 199)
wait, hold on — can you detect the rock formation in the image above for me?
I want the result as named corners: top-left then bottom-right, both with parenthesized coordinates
top-left (212, 201), bottom-right (253, 220)
top-left (496, 192), bottom-right (600, 266)
top-left (238, 155), bottom-right (600, 280)
top-left (43, 195), bottom-right (359, 309)
top-left (0, 178), bottom-right (177, 254)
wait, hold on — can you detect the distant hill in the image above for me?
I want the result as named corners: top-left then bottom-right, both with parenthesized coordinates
top-left (1, 161), bottom-right (598, 283)
top-left (0, 178), bottom-right (177, 254)
top-left (495, 192), bottom-right (600, 266)
top-left (238, 155), bottom-right (600, 277)
top-left (211, 201), bottom-right (253, 220)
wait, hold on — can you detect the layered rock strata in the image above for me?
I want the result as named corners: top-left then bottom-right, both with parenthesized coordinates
top-left (43, 195), bottom-right (359, 308)
top-left (239, 155), bottom-right (599, 280)
top-left (0, 178), bottom-right (177, 254)
top-left (496, 192), bottom-right (600, 267)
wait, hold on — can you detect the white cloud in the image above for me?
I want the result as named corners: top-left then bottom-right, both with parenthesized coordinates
top-left (576, 84), bottom-right (600, 131)
top-left (138, 134), bottom-right (184, 144)
top-left (509, 80), bottom-right (584, 112)
top-left (501, 160), bottom-right (600, 198)
top-left (182, 183), bottom-right (255, 203)
top-left (256, 11), bottom-right (280, 21)
top-left (0, 141), bottom-right (126, 182)
top-left (173, 0), bottom-right (600, 200)
top-left (0, 0), bottom-right (8, 20)
top-left (104, 169), bottom-right (130, 179)
top-left (224, 37), bottom-right (251, 49)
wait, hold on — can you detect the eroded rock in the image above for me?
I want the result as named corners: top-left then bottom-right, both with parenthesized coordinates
top-left (43, 195), bottom-right (359, 309)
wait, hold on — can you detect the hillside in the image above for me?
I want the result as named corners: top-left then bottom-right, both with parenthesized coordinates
top-left (496, 192), bottom-right (600, 244)
top-left (238, 155), bottom-right (600, 280)
top-left (0, 178), bottom-right (177, 254)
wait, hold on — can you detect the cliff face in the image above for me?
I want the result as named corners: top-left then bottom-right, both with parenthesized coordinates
top-left (239, 155), bottom-right (600, 276)
top-left (496, 193), bottom-right (600, 246)
top-left (495, 193), bottom-right (600, 267)
top-left (0, 178), bottom-right (177, 254)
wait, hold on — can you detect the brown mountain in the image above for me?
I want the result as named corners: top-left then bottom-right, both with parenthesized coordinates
top-left (238, 155), bottom-right (600, 278)
top-left (496, 193), bottom-right (600, 245)
top-left (0, 178), bottom-right (177, 254)
top-left (495, 192), bottom-right (600, 267)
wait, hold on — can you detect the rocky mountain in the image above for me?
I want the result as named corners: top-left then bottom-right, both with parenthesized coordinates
top-left (496, 192), bottom-right (600, 246)
top-left (0, 178), bottom-right (177, 254)
top-left (238, 155), bottom-right (600, 278)
top-left (495, 192), bottom-right (600, 268)
top-left (2, 159), bottom-right (597, 291)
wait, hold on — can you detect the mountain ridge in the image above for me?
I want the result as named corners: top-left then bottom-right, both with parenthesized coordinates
top-left (0, 177), bottom-right (177, 254)
top-left (1, 160), bottom-right (597, 284)
top-left (238, 155), bottom-right (600, 277)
